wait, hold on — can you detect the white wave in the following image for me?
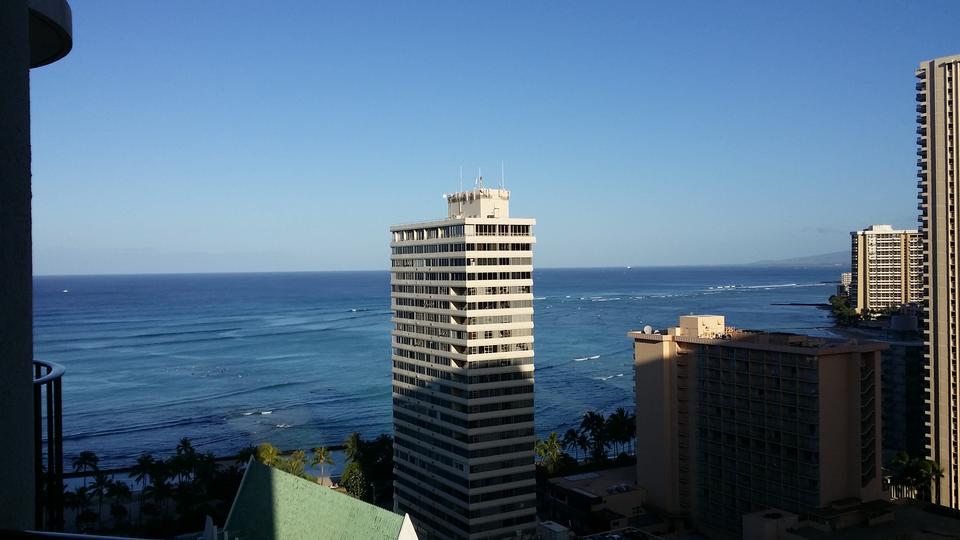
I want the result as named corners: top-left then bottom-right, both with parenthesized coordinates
top-left (589, 355), bottom-right (600, 360)
top-left (276, 423), bottom-right (292, 428)
top-left (242, 412), bottom-right (254, 416)
top-left (573, 356), bottom-right (590, 362)
top-left (534, 297), bottom-right (546, 300)
top-left (260, 410), bottom-right (273, 415)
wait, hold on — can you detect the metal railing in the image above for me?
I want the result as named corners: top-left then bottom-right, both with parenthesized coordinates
top-left (33, 360), bottom-right (65, 531)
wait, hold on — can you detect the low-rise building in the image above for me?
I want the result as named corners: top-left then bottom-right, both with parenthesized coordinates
top-left (541, 466), bottom-right (662, 536)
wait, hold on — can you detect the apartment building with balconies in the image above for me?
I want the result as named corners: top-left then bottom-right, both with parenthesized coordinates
top-left (629, 316), bottom-right (886, 535)
top-left (389, 183), bottom-right (537, 539)
top-left (850, 225), bottom-right (922, 314)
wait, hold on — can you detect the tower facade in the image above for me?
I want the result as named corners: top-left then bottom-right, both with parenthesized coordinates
top-left (918, 54), bottom-right (960, 508)
top-left (849, 224), bottom-right (922, 313)
top-left (390, 185), bottom-right (537, 539)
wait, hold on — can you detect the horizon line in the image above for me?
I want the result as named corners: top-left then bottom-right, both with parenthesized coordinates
top-left (33, 262), bottom-right (848, 278)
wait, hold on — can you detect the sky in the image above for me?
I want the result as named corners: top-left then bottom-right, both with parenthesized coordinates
top-left (28, 1), bottom-right (960, 274)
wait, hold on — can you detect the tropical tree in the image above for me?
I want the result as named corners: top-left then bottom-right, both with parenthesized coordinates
top-left (562, 429), bottom-right (581, 462)
top-left (236, 445), bottom-right (257, 467)
top-left (580, 410), bottom-right (609, 462)
top-left (64, 486), bottom-right (91, 525)
top-left (90, 471), bottom-right (113, 529)
top-left (144, 461), bottom-right (173, 514)
top-left (606, 407), bottom-right (632, 456)
top-left (282, 449), bottom-right (307, 478)
top-left (344, 432), bottom-right (364, 464)
top-left (255, 442), bottom-right (281, 467)
top-left (930, 460), bottom-right (946, 503)
top-left (312, 446), bottom-right (334, 485)
top-left (128, 453), bottom-right (154, 526)
top-left (535, 432), bottom-right (563, 475)
top-left (107, 480), bottom-right (132, 527)
top-left (72, 451), bottom-right (99, 488)
top-left (341, 461), bottom-right (368, 501)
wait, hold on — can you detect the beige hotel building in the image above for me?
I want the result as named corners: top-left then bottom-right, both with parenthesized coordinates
top-left (389, 184), bottom-right (537, 539)
top-left (918, 53), bottom-right (960, 508)
top-left (630, 316), bottom-right (885, 533)
top-left (850, 225), bottom-right (922, 314)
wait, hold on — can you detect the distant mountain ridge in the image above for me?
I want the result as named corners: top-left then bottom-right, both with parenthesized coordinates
top-left (749, 250), bottom-right (849, 268)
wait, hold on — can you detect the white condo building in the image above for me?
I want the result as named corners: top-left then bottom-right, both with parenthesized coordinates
top-left (390, 184), bottom-right (537, 539)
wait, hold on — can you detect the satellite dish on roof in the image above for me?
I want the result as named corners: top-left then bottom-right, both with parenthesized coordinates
top-left (643, 325), bottom-right (653, 335)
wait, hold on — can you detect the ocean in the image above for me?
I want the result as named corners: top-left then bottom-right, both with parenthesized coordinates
top-left (34, 266), bottom-right (841, 468)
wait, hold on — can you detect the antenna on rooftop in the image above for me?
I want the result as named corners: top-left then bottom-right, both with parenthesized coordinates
top-left (477, 168), bottom-right (483, 188)
top-left (500, 161), bottom-right (505, 190)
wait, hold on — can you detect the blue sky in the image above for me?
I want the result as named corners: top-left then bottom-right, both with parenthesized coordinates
top-left (29, 1), bottom-right (960, 274)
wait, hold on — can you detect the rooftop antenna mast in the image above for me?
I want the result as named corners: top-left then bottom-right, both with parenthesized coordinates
top-left (477, 168), bottom-right (483, 189)
top-left (500, 161), bottom-right (505, 190)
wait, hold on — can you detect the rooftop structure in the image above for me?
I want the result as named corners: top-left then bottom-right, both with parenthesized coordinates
top-left (224, 459), bottom-right (418, 540)
top-left (630, 315), bottom-right (887, 534)
top-left (541, 466), bottom-right (658, 536)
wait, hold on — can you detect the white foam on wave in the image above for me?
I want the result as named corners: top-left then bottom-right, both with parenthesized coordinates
top-left (534, 297), bottom-right (546, 300)
top-left (260, 410), bottom-right (272, 415)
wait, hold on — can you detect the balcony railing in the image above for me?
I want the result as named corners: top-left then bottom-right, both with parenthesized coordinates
top-left (33, 360), bottom-right (65, 531)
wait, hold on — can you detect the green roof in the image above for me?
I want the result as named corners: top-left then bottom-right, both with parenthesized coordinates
top-left (224, 459), bottom-right (409, 540)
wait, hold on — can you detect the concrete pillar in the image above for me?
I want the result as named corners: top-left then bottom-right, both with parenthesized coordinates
top-left (0, 0), bottom-right (36, 530)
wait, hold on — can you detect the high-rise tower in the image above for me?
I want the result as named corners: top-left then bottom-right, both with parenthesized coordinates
top-left (917, 54), bottom-right (960, 508)
top-left (389, 184), bottom-right (537, 539)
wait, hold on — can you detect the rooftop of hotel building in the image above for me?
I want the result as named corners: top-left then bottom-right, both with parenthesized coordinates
top-left (628, 315), bottom-right (887, 355)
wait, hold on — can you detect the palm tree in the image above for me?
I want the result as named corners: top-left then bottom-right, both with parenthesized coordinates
top-left (344, 432), bottom-right (364, 465)
top-left (106, 480), bottom-right (132, 528)
top-left (535, 432), bottom-right (563, 475)
top-left (72, 451), bottom-right (99, 489)
top-left (607, 407), bottom-right (631, 456)
top-left (580, 411), bottom-right (609, 463)
top-left (283, 449), bottom-right (307, 478)
top-left (89, 471), bottom-right (113, 529)
top-left (929, 460), bottom-right (946, 503)
top-left (176, 437), bottom-right (198, 481)
top-left (562, 429), bottom-right (581, 462)
top-left (236, 445), bottom-right (257, 467)
top-left (64, 486), bottom-right (91, 526)
top-left (312, 447), bottom-right (334, 485)
top-left (255, 442), bottom-right (281, 467)
top-left (128, 453), bottom-right (154, 526)
top-left (145, 461), bottom-right (173, 514)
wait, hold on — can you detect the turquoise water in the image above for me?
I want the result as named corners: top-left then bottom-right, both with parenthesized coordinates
top-left (33, 266), bottom-right (839, 467)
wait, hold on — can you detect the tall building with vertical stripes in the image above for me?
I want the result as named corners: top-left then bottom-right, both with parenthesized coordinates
top-left (917, 54), bottom-right (960, 508)
top-left (389, 183), bottom-right (537, 539)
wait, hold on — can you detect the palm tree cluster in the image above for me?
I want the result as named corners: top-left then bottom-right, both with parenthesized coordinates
top-left (66, 450), bottom-right (132, 531)
top-left (66, 438), bottom-right (245, 537)
top-left (889, 451), bottom-right (945, 501)
top-left (253, 441), bottom-right (333, 483)
top-left (565, 407), bottom-right (636, 463)
top-left (535, 407), bottom-right (637, 477)
top-left (253, 433), bottom-right (393, 509)
top-left (340, 432), bottom-right (394, 508)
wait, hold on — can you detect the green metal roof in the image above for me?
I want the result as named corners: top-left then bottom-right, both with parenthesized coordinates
top-left (224, 459), bottom-right (407, 540)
